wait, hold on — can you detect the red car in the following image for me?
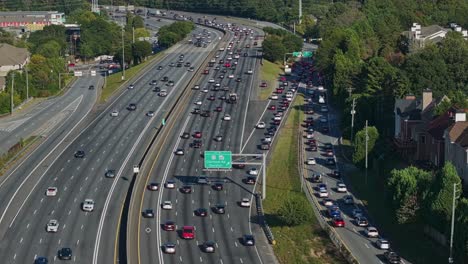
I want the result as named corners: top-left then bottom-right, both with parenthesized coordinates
top-left (203, 69), bottom-right (209, 74)
top-left (326, 149), bottom-right (334, 156)
top-left (333, 217), bottom-right (345, 227)
top-left (163, 221), bottom-right (175, 231)
top-left (268, 105), bottom-right (276, 110)
top-left (280, 76), bottom-right (286, 82)
top-left (215, 106), bottom-right (223, 112)
top-left (182, 226), bottom-right (195, 239)
top-left (194, 131), bottom-right (202, 138)
top-left (260, 82), bottom-right (267, 87)
top-left (276, 88), bottom-right (284, 93)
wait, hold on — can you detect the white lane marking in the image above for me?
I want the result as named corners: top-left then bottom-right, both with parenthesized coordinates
top-left (234, 241), bottom-right (238, 247)
top-left (239, 50), bottom-right (258, 152)
top-left (364, 243), bottom-right (370, 248)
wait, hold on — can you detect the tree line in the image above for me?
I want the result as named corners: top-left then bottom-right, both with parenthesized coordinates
top-left (157, 21), bottom-right (195, 47)
top-left (262, 27), bottom-right (303, 63)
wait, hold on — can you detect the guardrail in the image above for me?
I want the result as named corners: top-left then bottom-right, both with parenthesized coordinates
top-left (297, 93), bottom-right (359, 264)
top-left (255, 192), bottom-right (276, 245)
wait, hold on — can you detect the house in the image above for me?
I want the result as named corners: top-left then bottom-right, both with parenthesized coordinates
top-left (425, 108), bottom-right (457, 167)
top-left (404, 22), bottom-right (468, 53)
top-left (0, 43), bottom-right (30, 91)
top-left (444, 111), bottom-right (468, 185)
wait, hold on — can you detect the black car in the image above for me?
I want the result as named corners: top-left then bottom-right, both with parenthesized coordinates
top-left (326, 158), bottom-right (336, 166)
top-left (128, 103), bottom-right (137, 111)
top-left (212, 182), bottom-right (224, 191)
top-left (333, 170), bottom-right (341, 178)
top-left (167, 80), bottom-right (174, 86)
top-left (192, 108), bottom-right (201, 114)
top-left (153, 87), bottom-right (161, 92)
top-left (185, 62), bottom-right (191, 67)
top-left (236, 78), bottom-right (242, 82)
top-left (190, 140), bottom-right (202, 148)
top-left (384, 251), bottom-right (401, 264)
top-left (194, 208), bottom-right (208, 216)
top-left (180, 185), bottom-right (192, 194)
top-left (213, 204), bottom-right (225, 214)
top-left (244, 176), bottom-right (256, 185)
top-left (202, 241), bottom-right (216, 253)
top-left (201, 110), bottom-right (211, 117)
top-left (161, 76), bottom-right (169, 82)
top-left (242, 234), bottom-right (255, 246)
top-left (105, 169), bottom-right (116, 178)
top-left (74, 150), bottom-right (85, 158)
top-left (58, 247), bottom-right (72, 260)
top-left (176, 63), bottom-right (182, 67)
top-left (88, 85), bottom-right (95, 90)
top-left (157, 66), bottom-right (163, 70)
top-left (143, 209), bottom-right (154, 218)
top-left (181, 132), bottom-right (190, 139)
top-left (150, 80), bottom-right (157, 85)
top-left (35, 257), bottom-right (48, 264)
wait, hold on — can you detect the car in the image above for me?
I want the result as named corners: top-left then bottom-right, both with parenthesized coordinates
top-left (46, 187), bottom-right (57, 197)
top-left (273, 115), bottom-right (282, 121)
top-left (195, 208), bottom-right (208, 217)
top-left (242, 234), bottom-right (255, 246)
top-left (365, 226), bottom-right (379, 238)
top-left (247, 69), bottom-right (253, 74)
top-left (127, 103), bottom-right (137, 111)
top-left (306, 132), bottom-right (314, 139)
top-left (159, 90), bottom-right (168, 97)
top-left (328, 205), bottom-right (341, 218)
top-left (167, 80), bottom-right (174, 86)
top-left (343, 195), bottom-right (354, 205)
top-left (150, 80), bottom-right (158, 85)
top-left (110, 110), bottom-right (119, 117)
top-left (82, 199), bottom-right (94, 212)
top-left (193, 85), bottom-right (200, 90)
top-left (320, 106), bottom-right (329, 112)
top-left (197, 176), bottom-right (208, 184)
top-left (194, 100), bottom-right (203, 105)
top-left (165, 180), bottom-right (176, 189)
top-left (213, 204), bottom-right (225, 214)
top-left (318, 189), bottom-right (329, 198)
top-left (228, 74), bottom-right (234, 78)
top-left (153, 87), bottom-right (161, 92)
top-left (336, 182), bottom-right (347, 193)
top-left (306, 158), bottom-right (316, 165)
top-left (311, 173), bottom-right (322, 183)
top-left (157, 66), bottom-right (163, 70)
top-left (88, 85), bottom-right (95, 90)
top-left (34, 257), bottom-right (48, 264)
top-left (162, 201), bottom-right (173, 210)
top-left (333, 216), bottom-right (345, 227)
top-left (306, 145), bottom-right (318, 152)
top-left (248, 168), bottom-right (258, 175)
top-left (182, 226), bottom-right (195, 239)
top-left (326, 158), bottom-right (336, 166)
top-left (201, 88), bottom-right (209, 93)
top-left (46, 219), bottom-right (59, 232)
top-left (202, 241), bottom-right (216, 253)
top-left (236, 77), bottom-right (242, 82)
top-left (162, 220), bottom-right (175, 231)
top-left (180, 185), bottom-right (192, 194)
top-left (256, 122), bottom-right (266, 129)
top-left (268, 105), bottom-right (277, 111)
top-left (208, 78), bottom-right (215, 83)
top-left (74, 150), bottom-right (85, 158)
top-left (326, 149), bottom-right (334, 156)
top-left (223, 114), bottom-right (231, 121)
top-left (323, 198), bottom-right (334, 207)
top-left (355, 216), bottom-right (369, 227)
top-left (181, 132), bottom-right (190, 139)
top-left (260, 82), bottom-right (267, 87)
top-left (194, 131), bottom-right (202, 138)
top-left (214, 82), bottom-right (221, 87)
top-left (240, 198), bottom-right (251, 207)
top-left (162, 242), bottom-right (176, 254)
top-left (175, 148), bottom-right (184, 155)
top-left (212, 182), bottom-right (224, 191)
top-left (376, 239), bottom-right (390, 250)
top-left (318, 183), bottom-right (327, 191)
top-left (352, 209), bottom-right (363, 218)
top-left (333, 170), bottom-right (341, 178)
top-left (214, 135), bottom-right (223, 142)
top-left (58, 247), bottom-right (72, 260)
top-left (244, 176), bottom-right (256, 185)
top-left (143, 209), bottom-right (155, 218)
top-left (320, 116), bottom-right (328, 123)
top-left (105, 169), bottom-right (116, 178)
top-left (208, 95), bottom-right (216, 101)
top-left (128, 84), bottom-right (135, 89)
top-left (384, 251), bottom-right (401, 264)
top-left (147, 183), bottom-right (159, 191)
top-left (161, 76), bottom-right (169, 82)
top-left (190, 140), bottom-right (202, 148)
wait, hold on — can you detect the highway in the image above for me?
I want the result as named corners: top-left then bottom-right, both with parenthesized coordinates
top-left (294, 61), bottom-right (411, 264)
top-left (132, 22), bottom-right (284, 264)
top-left (0, 22), bottom-right (222, 263)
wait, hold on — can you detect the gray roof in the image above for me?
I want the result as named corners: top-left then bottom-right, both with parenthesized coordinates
top-left (0, 43), bottom-right (29, 67)
top-left (0, 11), bottom-right (61, 17)
top-left (420, 25), bottom-right (448, 38)
top-left (395, 98), bottom-right (421, 120)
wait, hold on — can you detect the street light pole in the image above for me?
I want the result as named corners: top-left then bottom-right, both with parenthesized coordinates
top-left (350, 97), bottom-right (356, 143)
top-left (449, 183), bottom-right (460, 263)
top-left (25, 65), bottom-right (29, 100)
top-left (10, 72), bottom-right (15, 114)
top-left (121, 27), bottom-right (125, 81)
top-left (262, 153), bottom-right (266, 200)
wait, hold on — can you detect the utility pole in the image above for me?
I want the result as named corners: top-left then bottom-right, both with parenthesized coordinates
top-left (449, 183), bottom-right (460, 264)
top-left (25, 65), bottom-right (29, 100)
top-left (350, 98), bottom-right (356, 143)
top-left (299, 0), bottom-right (302, 24)
top-left (10, 72), bottom-right (15, 114)
top-left (262, 153), bottom-right (266, 200)
top-left (132, 26), bottom-right (135, 43)
top-left (365, 120), bottom-right (369, 184)
top-left (121, 27), bottom-right (125, 81)
top-left (293, 22), bottom-right (296, 34)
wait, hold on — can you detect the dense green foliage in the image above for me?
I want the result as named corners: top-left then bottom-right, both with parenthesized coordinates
top-left (277, 193), bottom-right (313, 226)
top-left (158, 21), bottom-right (195, 47)
top-left (262, 27), bottom-right (303, 62)
top-left (352, 125), bottom-right (379, 166)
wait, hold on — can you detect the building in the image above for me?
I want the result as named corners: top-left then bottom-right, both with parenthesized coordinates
top-left (0, 11), bottom-right (65, 31)
top-left (444, 111), bottom-right (468, 185)
top-left (0, 43), bottom-right (30, 91)
top-left (404, 22), bottom-right (468, 53)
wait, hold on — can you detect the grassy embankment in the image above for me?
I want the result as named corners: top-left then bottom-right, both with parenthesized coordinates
top-left (263, 95), bottom-right (347, 264)
top-left (259, 60), bottom-right (282, 100)
top-left (0, 136), bottom-right (38, 174)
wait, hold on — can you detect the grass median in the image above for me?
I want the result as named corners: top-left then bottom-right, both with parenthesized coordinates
top-left (100, 52), bottom-right (165, 103)
top-left (263, 95), bottom-right (347, 264)
top-left (259, 60), bottom-right (282, 100)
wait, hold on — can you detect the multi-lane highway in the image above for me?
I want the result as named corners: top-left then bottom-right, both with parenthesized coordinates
top-left (0, 21), bottom-right (223, 263)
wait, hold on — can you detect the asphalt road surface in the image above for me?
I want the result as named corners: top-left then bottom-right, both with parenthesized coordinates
top-left (0, 24), bottom-right (221, 264)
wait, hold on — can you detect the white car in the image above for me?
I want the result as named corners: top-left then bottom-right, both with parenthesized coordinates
top-left (162, 201), bottom-right (173, 210)
top-left (228, 74), bottom-right (234, 78)
top-left (263, 136), bottom-right (272, 143)
top-left (110, 110), bottom-right (119, 117)
top-left (247, 69), bottom-right (253, 74)
top-left (193, 85), bottom-right (200, 90)
top-left (223, 114), bottom-right (231, 121)
top-left (306, 158), bottom-right (316, 165)
top-left (318, 189), bottom-right (329, 198)
top-left (82, 199), bottom-right (94, 212)
top-left (46, 219), bottom-right (59, 232)
top-left (317, 85), bottom-right (324, 90)
top-left (201, 88), bottom-right (209, 93)
top-left (208, 78), bottom-right (215, 83)
top-left (175, 149), bottom-right (184, 155)
top-left (270, 95), bottom-right (278, 100)
top-left (165, 180), bottom-right (176, 189)
top-left (323, 198), bottom-right (334, 207)
top-left (240, 198), bottom-right (251, 207)
top-left (159, 90), bottom-right (168, 97)
top-left (248, 168), bottom-right (258, 176)
top-left (195, 101), bottom-right (203, 105)
top-left (365, 227), bottom-right (379, 238)
top-left (256, 122), bottom-right (266, 129)
top-left (306, 133), bottom-right (314, 139)
top-left (215, 83), bottom-right (221, 87)
top-left (376, 239), bottom-right (390, 250)
top-left (336, 182), bottom-right (347, 193)
top-left (46, 187), bottom-right (57, 197)
top-left (273, 116), bottom-right (282, 121)
top-left (234, 54), bottom-right (240, 59)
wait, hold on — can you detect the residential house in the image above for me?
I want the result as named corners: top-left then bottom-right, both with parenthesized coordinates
top-left (425, 107), bottom-right (458, 167)
top-left (404, 22), bottom-right (468, 53)
top-left (0, 43), bottom-right (30, 91)
top-left (444, 111), bottom-right (468, 185)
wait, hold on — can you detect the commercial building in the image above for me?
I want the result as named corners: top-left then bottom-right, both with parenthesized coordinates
top-left (0, 11), bottom-right (65, 31)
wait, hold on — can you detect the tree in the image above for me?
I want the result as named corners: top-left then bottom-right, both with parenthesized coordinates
top-left (454, 198), bottom-right (468, 263)
top-left (277, 193), bottom-right (313, 226)
top-left (36, 40), bottom-right (62, 58)
top-left (132, 41), bottom-right (152, 64)
top-left (132, 15), bottom-right (145, 28)
top-left (134, 28), bottom-right (150, 39)
top-left (262, 35), bottom-right (286, 62)
top-left (352, 125), bottom-right (379, 166)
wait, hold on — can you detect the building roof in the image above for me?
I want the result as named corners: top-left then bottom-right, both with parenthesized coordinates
top-left (395, 98), bottom-right (421, 120)
top-left (447, 121), bottom-right (468, 148)
top-left (0, 11), bottom-right (61, 16)
top-left (0, 76), bottom-right (5, 90)
top-left (0, 43), bottom-right (29, 67)
top-left (420, 25), bottom-right (448, 38)
top-left (428, 110), bottom-right (453, 140)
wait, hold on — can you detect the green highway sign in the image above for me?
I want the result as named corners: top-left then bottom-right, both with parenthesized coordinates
top-left (302, 51), bottom-right (313, 57)
top-left (204, 151), bottom-right (232, 169)
top-left (292, 51), bottom-right (302, 57)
